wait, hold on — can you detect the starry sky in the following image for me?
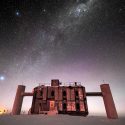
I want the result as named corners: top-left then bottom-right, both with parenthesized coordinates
top-left (0, 0), bottom-right (125, 116)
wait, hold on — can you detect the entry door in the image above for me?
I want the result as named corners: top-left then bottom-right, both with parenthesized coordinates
top-left (49, 101), bottom-right (55, 110)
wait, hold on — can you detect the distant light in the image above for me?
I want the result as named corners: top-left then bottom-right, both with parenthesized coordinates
top-left (0, 108), bottom-right (7, 115)
top-left (0, 76), bottom-right (5, 81)
top-left (43, 9), bottom-right (46, 12)
top-left (16, 12), bottom-right (19, 16)
top-left (15, 11), bottom-right (21, 17)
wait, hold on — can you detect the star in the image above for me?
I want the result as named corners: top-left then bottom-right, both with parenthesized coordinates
top-left (0, 76), bottom-right (5, 81)
top-left (43, 9), bottom-right (46, 12)
top-left (40, 9), bottom-right (47, 15)
top-left (15, 11), bottom-right (21, 17)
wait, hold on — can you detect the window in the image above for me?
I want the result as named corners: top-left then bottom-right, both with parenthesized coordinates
top-left (39, 103), bottom-right (41, 107)
top-left (51, 90), bottom-right (55, 97)
top-left (75, 91), bottom-right (79, 96)
top-left (63, 91), bottom-right (66, 96)
top-left (40, 91), bottom-right (43, 96)
top-left (76, 103), bottom-right (80, 110)
top-left (63, 103), bottom-right (67, 110)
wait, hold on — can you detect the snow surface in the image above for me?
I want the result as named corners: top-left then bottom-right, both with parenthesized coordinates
top-left (0, 115), bottom-right (124, 125)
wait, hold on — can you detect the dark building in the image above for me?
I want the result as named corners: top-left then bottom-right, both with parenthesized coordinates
top-left (31, 80), bottom-right (88, 116)
top-left (12, 79), bottom-right (118, 119)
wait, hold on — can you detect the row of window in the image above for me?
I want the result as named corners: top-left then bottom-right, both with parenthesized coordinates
top-left (39, 90), bottom-right (79, 97)
top-left (63, 103), bottom-right (80, 110)
top-left (39, 103), bottom-right (80, 111)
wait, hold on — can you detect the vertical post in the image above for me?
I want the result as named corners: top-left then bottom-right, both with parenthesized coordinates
top-left (12, 85), bottom-right (25, 115)
top-left (100, 84), bottom-right (118, 119)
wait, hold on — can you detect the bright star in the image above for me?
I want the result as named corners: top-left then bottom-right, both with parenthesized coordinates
top-left (15, 11), bottom-right (21, 17)
top-left (0, 76), bottom-right (5, 81)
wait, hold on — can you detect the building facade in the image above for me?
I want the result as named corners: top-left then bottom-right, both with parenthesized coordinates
top-left (30, 80), bottom-right (88, 116)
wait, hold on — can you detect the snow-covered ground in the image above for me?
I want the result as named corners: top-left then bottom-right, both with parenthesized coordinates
top-left (0, 115), bottom-right (124, 125)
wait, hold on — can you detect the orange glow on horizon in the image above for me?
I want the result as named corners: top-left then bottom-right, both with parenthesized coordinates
top-left (0, 107), bottom-right (7, 115)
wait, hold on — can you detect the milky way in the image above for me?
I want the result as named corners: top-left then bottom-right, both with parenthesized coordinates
top-left (0, 0), bottom-right (125, 116)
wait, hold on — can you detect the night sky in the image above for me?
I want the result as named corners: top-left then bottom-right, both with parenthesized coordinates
top-left (0, 0), bottom-right (125, 116)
